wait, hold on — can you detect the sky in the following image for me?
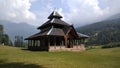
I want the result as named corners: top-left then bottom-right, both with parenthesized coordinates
top-left (0, 0), bottom-right (120, 27)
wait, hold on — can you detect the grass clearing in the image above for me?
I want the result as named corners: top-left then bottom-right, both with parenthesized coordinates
top-left (0, 45), bottom-right (120, 68)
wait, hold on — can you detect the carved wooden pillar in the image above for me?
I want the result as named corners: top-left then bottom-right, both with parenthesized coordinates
top-left (27, 40), bottom-right (29, 47)
top-left (60, 38), bottom-right (61, 49)
top-left (70, 39), bottom-right (72, 48)
top-left (54, 37), bottom-right (56, 49)
top-left (39, 40), bottom-right (41, 46)
top-left (29, 40), bottom-right (31, 47)
top-left (40, 39), bottom-right (41, 47)
top-left (36, 40), bottom-right (38, 46)
top-left (64, 36), bottom-right (67, 48)
top-left (35, 40), bottom-right (36, 46)
top-left (48, 37), bottom-right (50, 49)
top-left (77, 39), bottom-right (78, 49)
top-left (31, 40), bottom-right (33, 46)
top-left (78, 39), bottom-right (80, 45)
top-left (33, 40), bottom-right (35, 46)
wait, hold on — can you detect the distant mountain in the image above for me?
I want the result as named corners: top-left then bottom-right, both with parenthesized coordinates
top-left (0, 21), bottom-right (38, 43)
top-left (106, 13), bottom-right (120, 20)
top-left (76, 14), bottom-right (120, 45)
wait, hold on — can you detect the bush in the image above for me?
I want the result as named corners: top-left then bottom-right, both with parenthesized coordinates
top-left (102, 42), bottom-right (120, 48)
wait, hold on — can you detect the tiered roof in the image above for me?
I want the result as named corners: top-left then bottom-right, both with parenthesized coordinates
top-left (25, 11), bottom-right (89, 40)
top-left (37, 11), bottom-right (70, 29)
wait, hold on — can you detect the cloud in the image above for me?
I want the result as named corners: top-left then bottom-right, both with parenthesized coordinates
top-left (60, 0), bottom-right (107, 25)
top-left (0, 0), bottom-right (36, 24)
top-left (30, 0), bottom-right (38, 2)
top-left (0, 0), bottom-right (120, 26)
top-left (63, 0), bottom-right (120, 26)
top-left (32, 0), bottom-right (118, 26)
top-left (102, 0), bottom-right (120, 15)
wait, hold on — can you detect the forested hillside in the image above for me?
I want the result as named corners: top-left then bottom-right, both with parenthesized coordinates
top-left (76, 16), bottom-right (120, 45)
top-left (0, 25), bottom-right (12, 45)
top-left (0, 21), bottom-right (38, 43)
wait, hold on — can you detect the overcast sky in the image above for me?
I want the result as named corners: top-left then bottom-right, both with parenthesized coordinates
top-left (0, 0), bottom-right (120, 27)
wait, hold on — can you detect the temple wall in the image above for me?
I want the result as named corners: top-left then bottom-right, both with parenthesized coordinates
top-left (49, 46), bottom-right (65, 52)
top-left (27, 43), bottom-right (86, 52)
top-left (49, 44), bottom-right (86, 52)
top-left (72, 44), bottom-right (86, 51)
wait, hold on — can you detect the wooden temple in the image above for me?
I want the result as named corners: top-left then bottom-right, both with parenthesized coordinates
top-left (25, 11), bottom-right (89, 51)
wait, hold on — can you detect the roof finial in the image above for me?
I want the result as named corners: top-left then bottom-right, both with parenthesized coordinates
top-left (48, 8), bottom-right (63, 19)
top-left (53, 7), bottom-right (57, 11)
top-left (53, 7), bottom-right (56, 15)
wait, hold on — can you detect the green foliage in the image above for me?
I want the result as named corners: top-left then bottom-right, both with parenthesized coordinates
top-left (14, 36), bottom-right (24, 47)
top-left (2, 34), bottom-right (9, 45)
top-left (86, 45), bottom-right (102, 50)
top-left (0, 25), bottom-right (3, 32)
top-left (0, 45), bottom-right (120, 68)
top-left (102, 42), bottom-right (120, 48)
top-left (0, 24), bottom-right (12, 45)
top-left (0, 25), bottom-right (3, 44)
top-left (76, 18), bottom-right (120, 45)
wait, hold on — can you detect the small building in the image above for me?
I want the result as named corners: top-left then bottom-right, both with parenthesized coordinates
top-left (25, 11), bottom-right (89, 51)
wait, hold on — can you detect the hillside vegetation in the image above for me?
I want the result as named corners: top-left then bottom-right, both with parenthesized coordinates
top-left (76, 17), bottom-right (120, 45)
top-left (0, 21), bottom-right (38, 42)
top-left (0, 25), bottom-right (11, 45)
top-left (0, 45), bottom-right (120, 68)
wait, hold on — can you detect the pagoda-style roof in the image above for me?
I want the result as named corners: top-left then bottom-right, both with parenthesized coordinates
top-left (25, 10), bottom-right (89, 40)
top-left (38, 11), bottom-right (70, 29)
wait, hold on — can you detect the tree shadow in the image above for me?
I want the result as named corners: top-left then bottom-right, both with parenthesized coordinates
top-left (0, 59), bottom-right (46, 68)
top-left (21, 48), bottom-right (47, 52)
top-left (21, 48), bottom-right (29, 51)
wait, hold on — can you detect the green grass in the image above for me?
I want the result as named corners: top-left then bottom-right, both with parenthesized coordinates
top-left (0, 45), bottom-right (120, 68)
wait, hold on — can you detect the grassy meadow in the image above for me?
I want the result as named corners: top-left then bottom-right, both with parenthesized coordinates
top-left (0, 45), bottom-right (120, 68)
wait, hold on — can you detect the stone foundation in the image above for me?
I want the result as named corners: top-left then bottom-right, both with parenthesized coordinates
top-left (49, 44), bottom-right (86, 52)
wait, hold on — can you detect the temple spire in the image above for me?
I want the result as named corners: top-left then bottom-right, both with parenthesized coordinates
top-left (48, 10), bottom-right (63, 19)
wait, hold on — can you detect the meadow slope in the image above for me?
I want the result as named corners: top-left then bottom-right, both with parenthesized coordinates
top-left (0, 45), bottom-right (120, 68)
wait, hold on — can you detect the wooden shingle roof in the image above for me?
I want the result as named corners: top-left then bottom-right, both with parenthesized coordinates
top-left (25, 10), bottom-right (89, 40)
top-left (38, 18), bottom-right (70, 29)
top-left (77, 32), bottom-right (89, 38)
top-left (38, 11), bottom-right (70, 29)
top-left (25, 27), bottom-right (65, 40)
